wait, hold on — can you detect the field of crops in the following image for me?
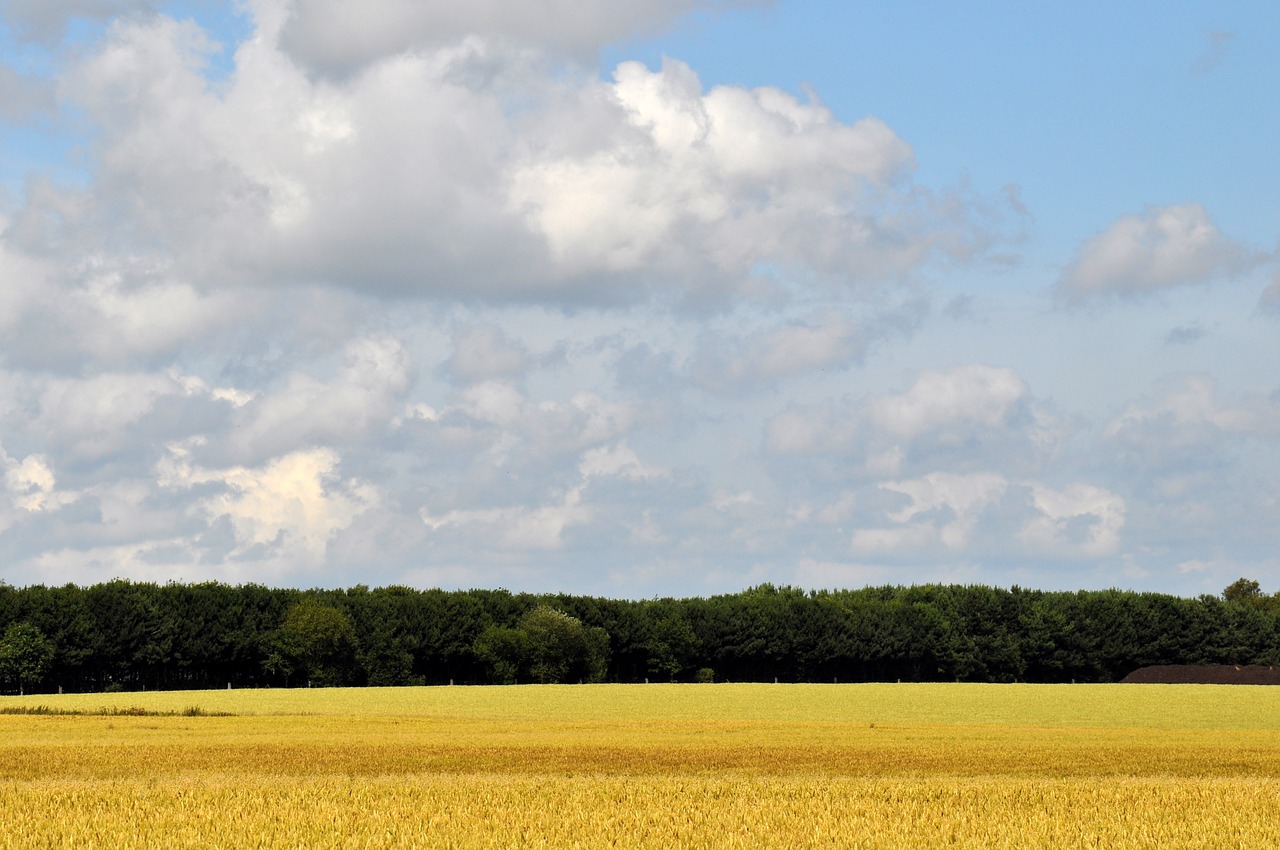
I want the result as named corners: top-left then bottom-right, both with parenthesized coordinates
top-left (3, 683), bottom-right (1280, 848)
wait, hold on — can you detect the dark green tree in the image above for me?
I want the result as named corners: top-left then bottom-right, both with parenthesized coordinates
top-left (0, 621), bottom-right (55, 695)
top-left (264, 597), bottom-right (359, 687)
top-left (643, 604), bottom-right (700, 681)
top-left (473, 606), bottom-right (609, 684)
top-left (473, 625), bottom-right (530, 684)
top-left (521, 606), bottom-right (609, 684)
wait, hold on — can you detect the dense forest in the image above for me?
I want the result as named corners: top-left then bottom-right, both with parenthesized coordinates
top-left (1, 578), bottom-right (1278, 694)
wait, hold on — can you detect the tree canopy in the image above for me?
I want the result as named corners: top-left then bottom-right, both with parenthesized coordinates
top-left (0, 621), bottom-right (55, 696)
top-left (0, 578), bottom-right (1276, 694)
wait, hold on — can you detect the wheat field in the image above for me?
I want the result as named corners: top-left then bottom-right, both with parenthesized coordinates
top-left (3, 684), bottom-right (1280, 848)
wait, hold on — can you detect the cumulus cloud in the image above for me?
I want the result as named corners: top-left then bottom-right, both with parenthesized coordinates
top-left (1057, 203), bottom-right (1256, 301)
top-left (629, 300), bottom-right (924, 396)
top-left (765, 401), bottom-right (857, 458)
top-left (848, 473), bottom-right (1125, 560)
top-left (0, 231), bottom-right (51, 334)
top-left (1104, 375), bottom-right (1280, 445)
top-left (34, 371), bottom-right (195, 463)
top-left (420, 439), bottom-right (665, 552)
top-left (510, 59), bottom-right (956, 297)
top-left (1095, 376), bottom-right (1280, 561)
top-left (689, 313), bottom-right (874, 394)
top-left (422, 487), bottom-right (591, 551)
top-left (0, 255), bottom-right (250, 370)
top-left (869, 364), bottom-right (1030, 441)
top-left (1017, 482), bottom-right (1126, 557)
top-left (0, 442), bottom-right (78, 533)
top-left (20, 14), bottom-right (989, 310)
top-left (578, 441), bottom-right (666, 480)
top-left (229, 335), bottom-right (414, 461)
top-left (7, 367), bottom-right (248, 489)
top-left (158, 443), bottom-right (377, 565)
top-left (765, 364), bottom-right (1061, 479)
top-left (754, 364), bottom-right (1130, 564)
top-left (413, 381), bottom-right (641, 486)
top-left (851, 472), bottom-right (1008, 554)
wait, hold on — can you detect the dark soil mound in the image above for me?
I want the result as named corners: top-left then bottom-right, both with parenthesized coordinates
top-left (1121, 664), bottom-right (1280, 685)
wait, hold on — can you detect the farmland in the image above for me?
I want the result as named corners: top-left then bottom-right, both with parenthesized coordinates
top-left (3, 684), bottom-right (1280, 848)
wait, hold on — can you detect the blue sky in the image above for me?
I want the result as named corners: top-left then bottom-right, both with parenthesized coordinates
top-left (0, 0), bottom-right (1276, 598)
top-left (612, 2), bottom-right (1279, 249)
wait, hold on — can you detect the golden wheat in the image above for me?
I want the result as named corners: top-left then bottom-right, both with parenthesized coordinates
top-left (3, 684), bottom-right (1279, 848)
top-left (4, 775), bottom-right (1280, 849)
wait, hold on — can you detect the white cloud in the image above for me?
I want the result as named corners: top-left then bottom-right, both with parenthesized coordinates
top-left (29, 14), bottom-right (985, 311)
top-left (509, 58), bottom-right (943, 295)
top-left (870, 364), bottom-right (1030, 441)
top-left (418, 435), bottom-right (661, 549)
top-left (418, 431), bottom-right (664, 556)
top-left (421, 486), bottom-right (591, 551)
top-left (230, 335), bottom-right (414, 460)
top-left (689, 311), bottom-right (897, 394)
top-left (452, 380), bottom-right (527, 429)
top-left (579, 441), bottom-right (666, 480)
top-left (848, 473), bottom-right (1126, 560)
top-left (159, 443), bottom-right (377, 563)
top-left (764, 364), bottom-right (1061, 479)
top-left (32, 261), bottom-right (247, 367)
top-left (1104, 375), bottom-right (1280, 443)
top-left (402, 379), bottom-right (648, 532)
top-left (0, 444), bottom-right (79, 533)
top-left (852, 472), bottom-right (1007, 553)
top-left (1017, 482), bottom-right (1126, 557)
top-left (0, 235), bottom-right (249, 371)
top-left (35, 371), bottom-right (186, 461)
top-left (1057, 203), bottom-right (1256, 301)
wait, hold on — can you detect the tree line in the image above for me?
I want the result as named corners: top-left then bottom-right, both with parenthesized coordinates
top-left (1, 578), bottom-right (1278, 694)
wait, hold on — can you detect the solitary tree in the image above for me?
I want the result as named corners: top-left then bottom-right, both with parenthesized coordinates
top-left (0, 622), bottom-right (55, 696)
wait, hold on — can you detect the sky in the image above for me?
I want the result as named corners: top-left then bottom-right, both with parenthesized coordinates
top-left (0, 0), bottom-right (1276, 598)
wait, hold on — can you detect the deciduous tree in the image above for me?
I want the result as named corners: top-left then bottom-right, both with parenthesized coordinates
top-left (0, 621), bottom-right (54, 695)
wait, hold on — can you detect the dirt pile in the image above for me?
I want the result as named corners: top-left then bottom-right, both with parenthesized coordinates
top-left (1121, 664), bottom-right (1280, 685)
